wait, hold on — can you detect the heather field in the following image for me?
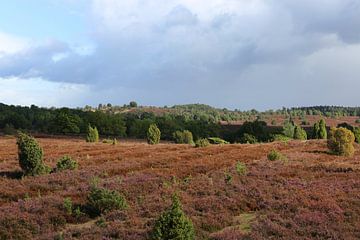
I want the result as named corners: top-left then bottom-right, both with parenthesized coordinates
top-left (1, 137), bottom-right (360, 239)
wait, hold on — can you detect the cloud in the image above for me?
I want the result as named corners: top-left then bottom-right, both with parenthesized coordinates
top-left (0, 0), bottom-right (359, 109)
top-left (0, 32), bottom-right (28, 56)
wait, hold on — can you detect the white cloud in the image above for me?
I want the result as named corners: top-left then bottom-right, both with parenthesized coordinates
top-left (0, 77), bottom-right (90, 107)
top-left (0, 32), bottom-right (28, 57)
top-left (0, 0), bottom-right (360, 109)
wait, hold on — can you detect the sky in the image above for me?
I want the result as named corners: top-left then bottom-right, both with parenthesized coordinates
top-left (0, 0), bottom-right (360, 110)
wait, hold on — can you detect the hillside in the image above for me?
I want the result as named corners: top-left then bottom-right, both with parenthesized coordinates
top-left (0, 137), bottom-right (360, 239)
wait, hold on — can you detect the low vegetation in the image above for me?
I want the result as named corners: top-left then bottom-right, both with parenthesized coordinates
top-left (195, 138), bottom-right (210, 148)
top-left (207, 137), bottom-right (229, 145)
top-left (56, 156), bottom-right (78, 172)
top-left (151, 194), bottom-right (195, 240)
top-left (267, 149), bottom-right (285, 161)
top-left (87, 186), bottom-right (128, 216)
top-left (327, 127), bottom-right (355, 156)
top-left (16, 132), bottom-right (50, 176)
top-left (147, 124), bottom-right (161, 145)
top-left (86, 125), bottom-right (99, 143)
top-left (173, 130), bottom-right (194, 144)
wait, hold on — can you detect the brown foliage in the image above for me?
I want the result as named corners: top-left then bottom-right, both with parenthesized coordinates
top-left (0, 137), bottom-right (360, 239)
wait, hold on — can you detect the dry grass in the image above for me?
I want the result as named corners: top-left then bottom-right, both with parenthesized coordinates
top-left (0, 136), bottom-right (360, 239)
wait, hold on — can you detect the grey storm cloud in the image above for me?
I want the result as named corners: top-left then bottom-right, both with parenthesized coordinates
top-left (1, 0), bottom-right (360, 109)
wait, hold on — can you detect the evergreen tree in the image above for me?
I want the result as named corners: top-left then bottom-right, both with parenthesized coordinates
top-left (327, 127), bottom-right (355, 156)
top-left (151, 194), bottom-right (195, 240)
top-left (17, 133), bottom-right (49, 176)
top-left (282, 121), bottom-right (295, 138)
top-left (147, 124), bottom-right (161, 145)
top-left (319, 119), bottom-right (327, 139)
top-left (312, 122), bottom-right (320, 139)
top-left (294, 125), bottom-right (307, 140)
top-left (86, 125), bottom-right (99, 142)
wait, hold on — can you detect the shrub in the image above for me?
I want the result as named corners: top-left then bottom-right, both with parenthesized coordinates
top-left (267, 149), bottom-right (285, 161)
top-left (224, 172), bottom-right (233, 184)
top-left (87, 187), bottom-right (127, 216)
top-left (147, 124), bottom-right (161, 145)
top-left (282, 121), bottom-right (295, 138)
top-left (173, 130), bottom-right (194, 144)
top-left (16, 133), bottom-right (49, 176)
top-left (195, 138), bottom-right (210, 148)
top-left (236, 161), bottom-right (247, 175)
top-left (293, 125), bottom-right (307, 140)
top-left (56, 156), bottom-right (78, 171)
top-left (86, 125), bottom-right (99, 143)
top-left (353, 127), bottom-right (360, 144)
top-left (312, 119), bottom-right (327, 139)
top-left (63, 198), bottom-right (73, 215)
top-left (207, 137), bottom-right (229, 145)
top-left (319, 119), bottom-right (327, 139)
top-left (356, 119), bottom-right (360, 124)
top-left (327, 127), bottom-right (355, 156)
top-left (312, 122), bottom-right (320, 139)
top-left (237, 120), bottom-right (269, 142)
top-left (151, 194), bottom-right (195, 240)
top-left (239, 133), bottom-right (257, 144)
top-left (271, 134), bottom-right (291, 142)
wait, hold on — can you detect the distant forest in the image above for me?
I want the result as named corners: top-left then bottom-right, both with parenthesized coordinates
top-left (1, 102), bottom-right (360, 142)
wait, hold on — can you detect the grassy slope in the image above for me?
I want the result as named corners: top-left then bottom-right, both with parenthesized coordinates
top-left (0, 137), bottom-right (360, 239)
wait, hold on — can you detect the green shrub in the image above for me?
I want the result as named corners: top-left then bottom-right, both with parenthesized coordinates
top-left (224, 172), bottom-right (233, 184)
top-left (16, 133), bottom-right (49, 176)
top-left (63, 198), bottom-right (73, 215)
top-left (327, 127), bottom-right (355, 156)
top-left (86, 125), bottom-right (99, 143)
top-left (147, 124), bottom-right (161, 145)
top-left (312, 122), bottom-right (320, 139)
top-left (319, 119), bottom-right (327, 139)
top-left (312, 119), bottom-right (327, 139)
top-left (87, 187), bottom-right (127, 216)
top-left (195, 138), bottom-right (210, 148)
top-left (207, 137), bottom-right (229, 145)
top-left (271, 134), bottom-right (292, 142)
top-left (356, 119), bottom-right (360, 124)
top-left (235, 161), bottom-right (247, 176)
top-left (293, 125), bottom-right (307, 140)
top-left (151, 194), bottom-right (195, 240)
top-left (267, 149), bottom-right (285, 161)
top-left (102, 139), bottom-right (112, 144)
top-left (56, 156), bottom-right (78, 171)
top-left (282, 121), bottom-right (295, 138)
top-left (173, 130), bottom-right (194, 144)
top-left (239, 133), bottom-right (257, 144)
top-left (353, 127), bottom-right (360, 144)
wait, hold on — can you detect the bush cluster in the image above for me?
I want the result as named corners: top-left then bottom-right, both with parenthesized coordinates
top-left (87, 187), bottom-right (128, 216)
top-left (86, 125), bottom-right (99, 143)
top-left (313, 119), bottom-right (327, 139)
top-left (195, 138), bottom-right (210, 148)
top-left (267, 149), bottom-right (285, 161)
top-left (207, 137), bottom-right (229, 145)
top-left (151, 194), bottom-right (195, 240)
top-left (173, 130), bottom-right (194, 144)
top-left (293, 125), bottom-right (307, 140)
top-left (327, 127), bottom-right (355, 157)
top-left (17, 133), bottom-right (50, 176)
top-left (239, 133), bottom-right (257, 144)
top-left (147, 124), bottom-right (161, 145)
top-left (56, 156), bottom-right (78, 172)
top-left (236, 161), bottom-right (247, 176)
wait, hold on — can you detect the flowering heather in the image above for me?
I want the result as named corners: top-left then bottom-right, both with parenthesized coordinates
top-left (0, 137), bottom-right (360, 239)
